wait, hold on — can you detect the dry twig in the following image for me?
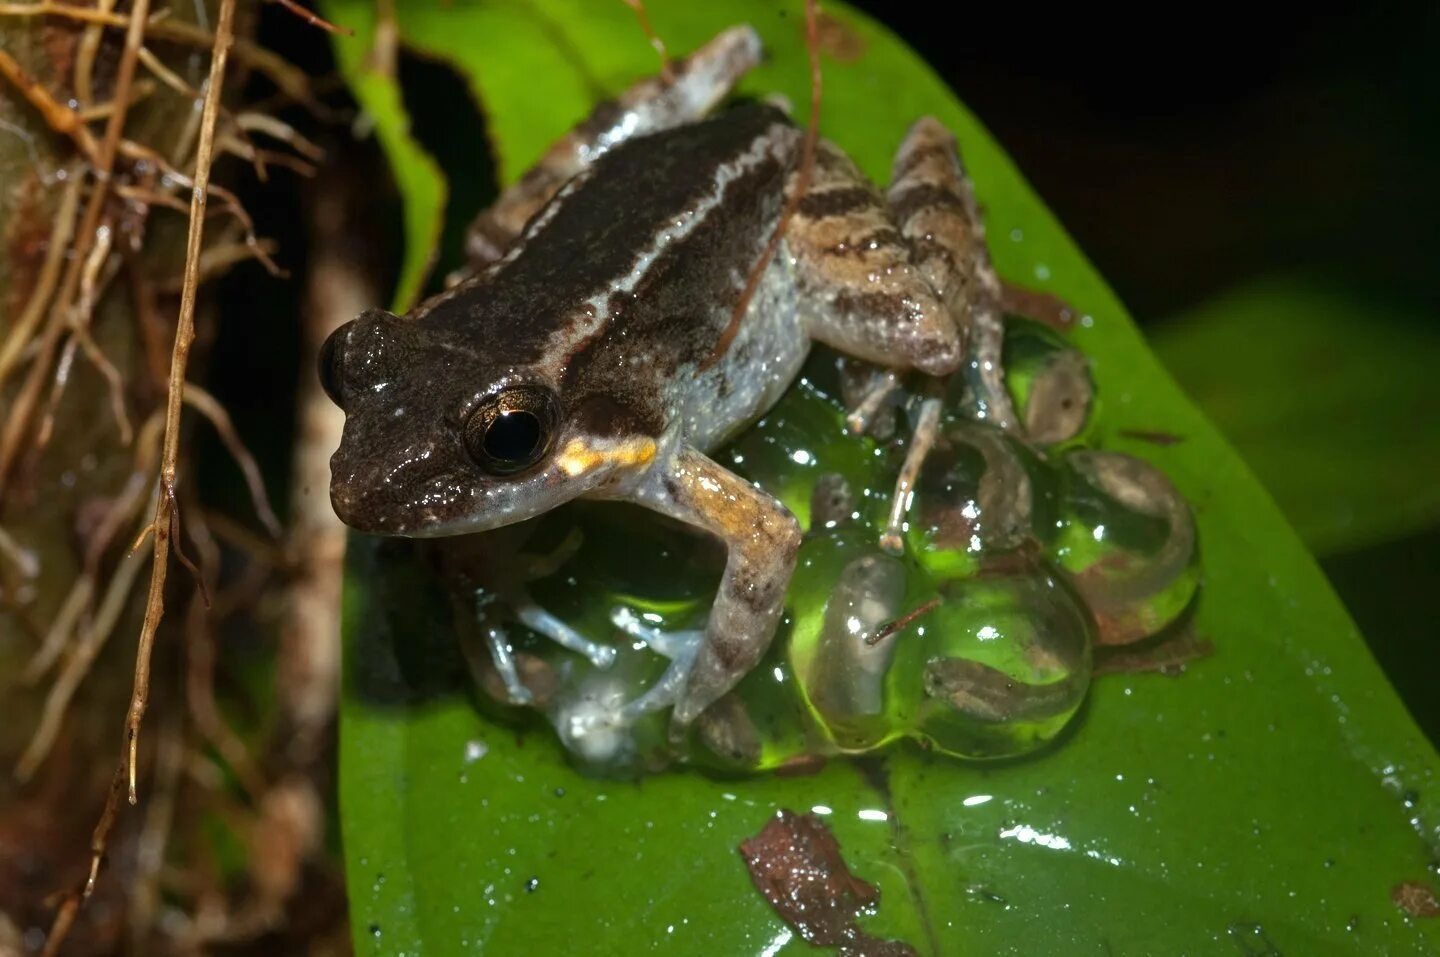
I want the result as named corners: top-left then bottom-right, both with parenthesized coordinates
top-left (125, 0), bottom-right (239, 808)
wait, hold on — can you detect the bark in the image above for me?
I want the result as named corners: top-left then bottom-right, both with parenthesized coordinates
top-left (0, 3), bottom-right (258, 952)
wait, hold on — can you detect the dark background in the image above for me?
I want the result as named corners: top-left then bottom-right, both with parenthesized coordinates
top-left (215, 0), bottom-right (1439, 744)
top-left (859, 2), bottom-right (1439, 320)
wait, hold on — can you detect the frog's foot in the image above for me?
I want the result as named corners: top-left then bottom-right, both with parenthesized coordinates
top-left (515, 600), bottom-right (617, 669)
top-left (879, 395), bottom-right (943, 555)
top-left (549, 609), bottom-right (703, 763)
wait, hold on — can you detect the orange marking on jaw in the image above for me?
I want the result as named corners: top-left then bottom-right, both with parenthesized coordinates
top-left (556, 437), bottom-right (657, 477)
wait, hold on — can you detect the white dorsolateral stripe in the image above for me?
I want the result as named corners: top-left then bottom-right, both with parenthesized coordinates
top-left (543, 122), bottom-right (798, 371)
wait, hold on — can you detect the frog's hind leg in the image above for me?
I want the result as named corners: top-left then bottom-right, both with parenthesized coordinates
top-left (842, 364), bottom-right (903, 438)
top-left (888, 116), bottom-right (1018, 431)
top-left (460, 26), bottom-right (763, 271)
top-left (786, 142), bottom-right (965, 377)
top-left (608, 607), bottom-right (702, 723)
top-left (458, 593), bottom-right (535, 705)
top-left (857, 118), bottom-right (1023, 554)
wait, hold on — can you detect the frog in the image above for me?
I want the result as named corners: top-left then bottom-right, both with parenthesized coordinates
top-left (319, 26), bottom-right (1016, 739)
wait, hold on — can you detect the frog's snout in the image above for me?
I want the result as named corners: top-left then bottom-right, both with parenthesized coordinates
top-left (327, 462), bottom-right (415, 536)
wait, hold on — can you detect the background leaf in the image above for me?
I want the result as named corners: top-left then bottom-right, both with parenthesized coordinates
top-left (325, 2), bottom-right (1440, 953)
top-left (1150, 273), bottom-right (1440, 556)
top-left (327, 3), bottom-right (445, 311)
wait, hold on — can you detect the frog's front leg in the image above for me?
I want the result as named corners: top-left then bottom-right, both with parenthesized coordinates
top-left (461, 26), bottom-right (762, 271)
top-left (625, 444), bottom-right (802, 732)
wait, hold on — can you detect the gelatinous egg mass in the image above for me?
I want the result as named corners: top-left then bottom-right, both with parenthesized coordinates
top-left (452, 330), bottom-right (1199, 773)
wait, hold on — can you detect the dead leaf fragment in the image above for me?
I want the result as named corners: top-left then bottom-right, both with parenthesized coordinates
top-left (739, 810), bottom-right (916, 955)
top-left (1392, 880), bottom-right (1440, 918)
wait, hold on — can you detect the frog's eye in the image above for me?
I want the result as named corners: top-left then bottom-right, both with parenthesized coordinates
top-left (464, 386), bottom-right (560, 475)
top-left (317, 324), bottom-right (346, 406)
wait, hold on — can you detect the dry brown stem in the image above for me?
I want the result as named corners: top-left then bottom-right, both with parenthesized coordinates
top-left (23, 413), bottom-right (163, 683)
top-left (0, 47), bottom-right (101, 155)
top-left (153, 238), bottom-right (281, 293)
top-left (15, 540), bottom-right (150, 782)
top-left (621, 0), bottom-right (672, 80)
top-left (125, 0), bottom-right (238, 808)
top-left (269, 0), bottom-right (353, 36)
top-left (75, 78), bottom-right (158, 120)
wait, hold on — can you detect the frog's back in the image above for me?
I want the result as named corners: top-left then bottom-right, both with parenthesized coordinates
top-left (420, 102), bottom-right (801, 440)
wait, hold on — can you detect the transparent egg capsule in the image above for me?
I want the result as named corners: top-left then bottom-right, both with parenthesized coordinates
top-left (1051, 449), bottom-right (1200, 645)
top-left (905, 421), bottom-right (1050, 575)
top-left (1000, 318), bottom-right (1096, 447)
top-left (888, 567), bottom-right (1094, 759)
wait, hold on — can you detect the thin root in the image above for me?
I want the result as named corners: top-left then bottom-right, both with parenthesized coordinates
top-left (0, 168), bottom-right (79, 384)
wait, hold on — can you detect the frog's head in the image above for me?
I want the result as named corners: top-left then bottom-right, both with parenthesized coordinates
top-left (320, 307), bottom-right (650, 537)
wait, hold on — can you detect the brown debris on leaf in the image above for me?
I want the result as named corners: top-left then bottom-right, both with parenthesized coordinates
top-left (998, 280), bottom-right (1080, 330)
top-left (1392, 880), bottom-right (1440, 919)
top-left (1119, 428), bottom-right (1186, 447)
top-left (1094, 627), bottom-right (1214, 676)
top-left (814, 11), bottom-right (866, 63)
top-left (739, 810), bottom-right (917, 956)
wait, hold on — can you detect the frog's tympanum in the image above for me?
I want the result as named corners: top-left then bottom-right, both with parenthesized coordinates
top-left (325, 27), bottom-right (1201, 770)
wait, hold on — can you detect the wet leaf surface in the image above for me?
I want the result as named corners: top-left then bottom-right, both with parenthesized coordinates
top-left (325, 2), bottom-right (1440, 953)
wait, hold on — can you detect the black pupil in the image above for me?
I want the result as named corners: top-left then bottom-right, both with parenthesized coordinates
top-left (484, 410), bottom-right (542, 463)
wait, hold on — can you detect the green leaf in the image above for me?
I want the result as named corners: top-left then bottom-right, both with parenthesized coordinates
top-left (326, 2), bottom-right (1440, 953)
top-left (1151, 274), bottom-right (1440, 556)
top-left (327, 2), bottom-right (445, 312)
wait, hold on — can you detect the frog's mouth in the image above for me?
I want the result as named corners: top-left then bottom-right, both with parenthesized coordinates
top-left (327, 437), bottom-right (616, 538)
